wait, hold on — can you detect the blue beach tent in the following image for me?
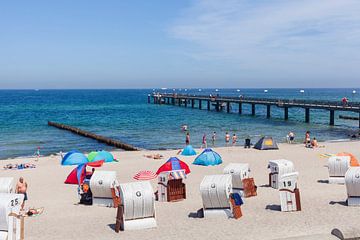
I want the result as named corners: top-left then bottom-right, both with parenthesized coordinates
top-left (92, 150), bottom-right (115, 163)
top-left (61, 150), bottom-right (88, 166)
top-left (193, 148), bottom-right (222, 166)
top-left (181, 145), bottom-right (197, 156)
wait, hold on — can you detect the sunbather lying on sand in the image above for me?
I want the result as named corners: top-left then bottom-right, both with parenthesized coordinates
top-left (143, 154), bottom-right (163, 159)
top-left (26, 207), bottom-right (44, 217)
top-left (4, 163), bottom-right (36, 170)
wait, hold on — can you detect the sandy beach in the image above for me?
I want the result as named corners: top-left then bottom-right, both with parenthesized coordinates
top-left (1, 141), bottom-right (360, 240)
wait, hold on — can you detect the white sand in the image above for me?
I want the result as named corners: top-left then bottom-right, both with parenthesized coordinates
top-left (1, 141), bottom-right (360, 240)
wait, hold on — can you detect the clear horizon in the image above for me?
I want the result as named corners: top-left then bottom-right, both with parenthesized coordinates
top-left (1, 0), bottom-right (360, 89)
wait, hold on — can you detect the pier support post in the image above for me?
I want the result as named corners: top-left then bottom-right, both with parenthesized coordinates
top-left (239, 103), bottom-right (242, 114)
top-left (191, 99), bottom-right (195, 108)
top-left (330, 110), bottom-right (335, 126)
top-left (284, 107), bottom-right (289, 120)
top-left (215, 102), bottom-right (220, 112)
top-left (147, 94), bottom-right (150, 103)
top-left (251, 104), bottom-right (256, 116)
top-left (207, 101), bottom-right (210, 110)
top-left (178, 98), bottom-right (181, 106)
top-left (167, 98), bottom-right (170, 104)
top-left (199, 100), bottom-right (202, 109)
top-left (153, 97), bottom-right (156, 104)
top-left (172, 98), bottom-right (175, 105)
top-left (305, 108), bottom-right (310, 123)
top-left (267, 105), bottom-right (271, 118)
top-left (184, 99), bottom-right (187, 107)
top-left (227, 102), bottom-right (230, 113)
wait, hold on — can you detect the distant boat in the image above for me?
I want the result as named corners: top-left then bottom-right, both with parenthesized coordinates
top-left (198, 89), bottom-right (202, 92)
top-left (173, 88), bottom-right (176, 91)
top-left (300, 89), bottom-right (305, 93)
top-left (236, 89), bottom-right (240, 92)
top-left (264, 89), bottom-right (268, 93)
top-left (353, 90), bottom-right (357, 94)
top-left (215, 89), bottom-right (219, 92)
top-left (161, 87), bottom-right (167, 90)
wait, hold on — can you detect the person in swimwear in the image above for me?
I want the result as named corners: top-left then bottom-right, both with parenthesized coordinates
top-left (232, 133), bottom-right (237, 145)
top-left (16, 177), bottom-right (28, 210)
top-left (225, 132), bottom-right (230, 146)
top-left (185, 132), bottom-right (190, 145)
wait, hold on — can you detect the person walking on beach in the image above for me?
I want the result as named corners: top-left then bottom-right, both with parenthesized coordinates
top-left (232, 134), bottom-right (237, 146)
top-left (225, 132), bottom-right (230, 146)
top-left (185, 132), bottom-right (190, 145)
top-left (16, 177), bottom-right (28, 210)
top-left (211, 131), bottom-right (216, 146)
top-left (34, 147), bottom-right (40, 161)
top-left (202, 133), bottom-right (207, 149)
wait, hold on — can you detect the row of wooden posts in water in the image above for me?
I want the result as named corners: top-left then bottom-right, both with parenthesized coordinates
top-left (48, 121), bottom-right (139, 151)
top-left (149, 93), bottom-right (360, 128)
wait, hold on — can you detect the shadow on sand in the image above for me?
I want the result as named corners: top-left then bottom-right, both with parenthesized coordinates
top-left (188, 208), bottom-right (204, 218)
top-left (329, 200), bottom-right (347, 206)
top-left (317, 179), bottom-right (329, 184)
top-left (265, 204), bottom-right (281, 211)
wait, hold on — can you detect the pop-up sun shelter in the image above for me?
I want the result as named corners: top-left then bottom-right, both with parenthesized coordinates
top-left (64, 160), bottom-right (104, 185)
top-left (254, 136), bottom-right (279, 150)
top-left (61, 150), bottom-right (89, 166)
top-left (193, 148), bottom-right (222, 166)
top-left (88, 150), bottom-right (114, 163)
top-left (181, 145), bottom-right (197, 156)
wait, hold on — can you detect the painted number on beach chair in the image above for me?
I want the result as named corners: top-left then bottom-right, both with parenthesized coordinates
top-left (10, 198), bottom-right (19, 207)
top-left (283, 181), bottom-right (292, 187)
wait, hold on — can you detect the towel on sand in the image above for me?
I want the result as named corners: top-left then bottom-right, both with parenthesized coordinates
top-left (230, 193), bottom-right (243, 206)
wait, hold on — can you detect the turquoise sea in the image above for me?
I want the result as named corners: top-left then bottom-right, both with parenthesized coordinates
top-left (0, 88), bottom-right (359, 159)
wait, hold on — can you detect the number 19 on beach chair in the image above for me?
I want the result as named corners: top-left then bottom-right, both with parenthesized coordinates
top-left (278, 172), bottom-right (301, 212)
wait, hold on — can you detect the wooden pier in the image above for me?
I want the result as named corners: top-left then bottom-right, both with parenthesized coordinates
top-left (150, 94), bottom-right (360, 128)
top-left (48, 121), bottom-right (139, 151)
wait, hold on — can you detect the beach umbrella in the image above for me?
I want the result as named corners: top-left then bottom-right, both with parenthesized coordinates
top-left (193, 148), bottom-right (222, 166)
top-left (181, 145), bottom-right (197, 156)
top-left (133, 170), bottom-right (157, 180)
top-left (61, 150), bottom-right (88, 166)
top-left (156, 157), bottom-right (191, 175)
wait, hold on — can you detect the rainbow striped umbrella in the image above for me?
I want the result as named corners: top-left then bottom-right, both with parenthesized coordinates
top-left (133, 170), bottom-right (157, 180)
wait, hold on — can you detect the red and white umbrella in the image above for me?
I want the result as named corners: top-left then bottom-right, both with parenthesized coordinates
top-left (133, 170), bottom-right (157, 180)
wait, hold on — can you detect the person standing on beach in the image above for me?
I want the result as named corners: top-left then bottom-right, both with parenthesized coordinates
top-left (288, 131), bottom-right (295, 144)
top-left (232, 134), bottom-right (237, 145)
top-left (305, 131), bottom-right (311, 147)
top-left (16, 177), bottom-right (28, 210)
top-left (185, 132), bottom-right (190, 145)
top-left (34, 147), bottom-right (40, 161)
top-left (201, 134), bottom-right (207, 149)
top-left (211, 132), bottom-right (216, 146)
top-left (225, 132), bottom-right (230, 146)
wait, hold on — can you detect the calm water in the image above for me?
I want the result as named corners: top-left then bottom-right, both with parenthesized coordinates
top-left (0, 89), bottom-right (359, 159)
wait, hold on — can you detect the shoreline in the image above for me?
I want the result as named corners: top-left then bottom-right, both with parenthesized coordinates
top-left (1, 138), bottom-right (360, 162)
top-left (1, 137), bottom-right (360, 161)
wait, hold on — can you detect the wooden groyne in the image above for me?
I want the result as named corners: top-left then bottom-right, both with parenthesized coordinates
top-left (150, 93), bottom-right (360, 128)
top-left (48, 121), bottom-right (139, 151)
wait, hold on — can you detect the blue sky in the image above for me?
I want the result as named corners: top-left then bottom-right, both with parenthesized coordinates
top-left (1, 0), bottom-right (360, 89)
